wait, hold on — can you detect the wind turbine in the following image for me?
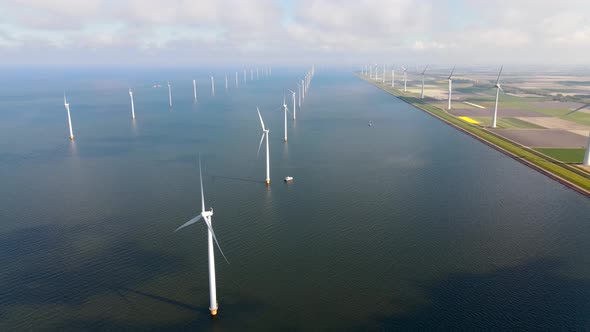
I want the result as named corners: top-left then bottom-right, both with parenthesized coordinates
top-left (243, 69), bottom-right (246, 83)
top-left (447, 66), bottom-right (456, 110)
top-left (211, 76), bottom-right (215, 96)
top-left (584, 132), bottom-right (590, 166)
top-left (257, 108), bottom-right (271, 185)
top-left (167, 81), bottom-right (173, 108)
top-left (225, 74), bottom-right (228, 90)
top-left (193, 79), bottom-right (198, 102)
top-left (175, 156), bottom-right (229, 317)
top-left (251, 69), bottom-right (253, 81)
top-left (297, 83), bottom-right (301, 108)
top-left (63, 93), bottom-right (74, 140)
top-left (402, 66), bottom-right (408, 92)
top-left (391, 68), bottom-right (395, 88)
top-left (382, 64), bottom-right (386, 84)
top-left (420, 65), bottom-right (429, 99)
top-left (491, 66), bottom-right (503, 129)
top-left (289, 89), bottom-right (296, 120)
top-left (282, 94), bottom-right (288, 142)
top-left (301, 79), bottom-right (305, 100)
top-left (256, 67), bottom-right (259, 80)
top-left (235, 72), bottom-right (239, 88)
top-left (129, 88), bottom-right (136, 119)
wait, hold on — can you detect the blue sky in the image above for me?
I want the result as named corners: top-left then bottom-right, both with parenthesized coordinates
top-left (0, 0), bottom-right (589, 66)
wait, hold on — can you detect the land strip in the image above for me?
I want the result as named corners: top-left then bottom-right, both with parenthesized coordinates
top-left (357, 74), bottom-right (590, 197)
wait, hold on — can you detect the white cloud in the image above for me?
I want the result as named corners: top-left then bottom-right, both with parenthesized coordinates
top-left (0, 0), bottom-right (589, 65)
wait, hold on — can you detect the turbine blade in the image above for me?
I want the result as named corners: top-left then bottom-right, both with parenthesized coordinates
top-left (449, 65), bottom-right (456, 79)
top-left (496, 65), bottom-right (503, 84)
top-left (257, 132), bottom-right (265, 157)
top-left (199, 156), bottom-right (205, 212)
top-left (566, 103), bottom-right (590, 115)
top-left (205, 217), bottom-right (229, 264)
top-left (175, 214), bottom-right (203, 232)
top-left (257, 107), bottom-right (266, 130)
top-left (422, 65), bottom-right (429, 75)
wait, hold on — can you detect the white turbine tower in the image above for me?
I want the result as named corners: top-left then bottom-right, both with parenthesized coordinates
top-left (584, 132), bottom-right (590, 166)
top-left (210, 76), bottom-right (215, 96)
top-left (193, 79), bottom-right (198, 102)
top-left (167, 81), bottom-right (173, 108)
top-left (402, 66), bottom-right (408, 92)
top-left (243, 69), bottom-right (246, 83)
top-left (297, 83), bottom-right (301, 108)
top-left (420, 65), bottom-right (429, 99)
top-left (448, 66), bottom-right (456, 110)
top-left (301, 79), bottom-right (305, 100)
top-left (491, 66), bottom-right (503, 129)
top-left (256, 67), bottom-right (259, 79)
top-left (289, 89), bottom-right (296, 120)
top-left (251, 69), bottom-right (253, 81)
top-left (369, 65), bottom-right (373, 79)
top-left (257, 108), bottom-right (271, 185)
top-left (235, 72), bottom-right (239, 88)
top-left (225, 74), bottom-right (228, 90)
top-left (282, 94), bottom-right (288, 142)
top-left (128, 88), bottom-right (136, 120)
top-left (382, 64), bottom-right (386, 84)
top-left (175, 156), bottom-right (229, 317)
top-left (63, 93), bottom-right (74, 140)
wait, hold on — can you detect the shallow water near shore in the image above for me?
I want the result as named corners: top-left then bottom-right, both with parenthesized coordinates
top-left (0, 67), bottom-right (589, 330)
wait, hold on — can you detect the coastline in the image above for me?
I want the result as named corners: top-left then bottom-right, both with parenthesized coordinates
top-left (356, 74), bottom-right (590, 198)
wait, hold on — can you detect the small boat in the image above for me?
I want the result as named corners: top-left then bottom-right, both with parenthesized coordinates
top-left (284, 176), bottom-right (294, 182)
top-left (368, 120), bottom-right (373, 127)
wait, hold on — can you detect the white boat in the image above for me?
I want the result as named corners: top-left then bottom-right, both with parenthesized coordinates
top-left (284, 176), bottom-right (294, 182)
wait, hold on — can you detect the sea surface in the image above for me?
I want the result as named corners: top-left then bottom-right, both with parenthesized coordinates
top-left (0, 67), bottom-right (589, 330)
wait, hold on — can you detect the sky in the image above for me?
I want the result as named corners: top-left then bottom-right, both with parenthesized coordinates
top-left (0, 0), bottom-right (589, 66)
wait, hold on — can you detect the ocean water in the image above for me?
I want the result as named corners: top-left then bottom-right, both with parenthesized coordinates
top-left (0, 67), bottom-right (589, 330)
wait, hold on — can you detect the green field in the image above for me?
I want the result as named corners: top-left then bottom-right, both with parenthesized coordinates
top-left (535, 148), bottom-right (586, 163)
top-left (359, 75), bottom-right (590, 194)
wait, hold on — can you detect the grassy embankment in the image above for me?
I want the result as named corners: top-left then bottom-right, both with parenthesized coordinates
top-left (357, 74), bottom-right (590, 195)
top-left (534, 148), bottom-right (586, 164)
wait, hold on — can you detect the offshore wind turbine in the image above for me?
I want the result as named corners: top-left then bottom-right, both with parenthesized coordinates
top-left (63, 93), bottom-right (74, 140)
top-left (447, 66), bottom-right (456, 110)
top-left (225, 74), bottom-right (228, 89)
top-left (391, 68), bottom-right (395, 88)
top-left (243, 69), bottom-right (247, 83)
top-left (420, 65), bottom-right (429, 99)
top-left (250, 69), bottom-right (254, 81)
top-left (382, 64), bottom-right (386, 84)
top-left (128, 88), bottom-right (136, 119)
top-left (301, 79), bottom-right (305, 100)
top-left (211, 76), bottom-right (215, 96)
top-left (289, 89), bottom-right (296, 120)
top-left (257, 108), bottom-right (271, 185)
top-left (491, 66), bottom-right (503, 129)
top-left (175, 156), bottom-right (229, 317)
top-left (193, 79), bottom-right (198, 102)
top-left (256, 68), bottom-right (259, 80)
top-left (297, 83), bottom-right (301, 108)
top-left (282, 94), bottom-right (288, 142)
top-left (235, 72), bottom-right (239, 88)
top-left (167, 81), bottom-right (173, 108)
